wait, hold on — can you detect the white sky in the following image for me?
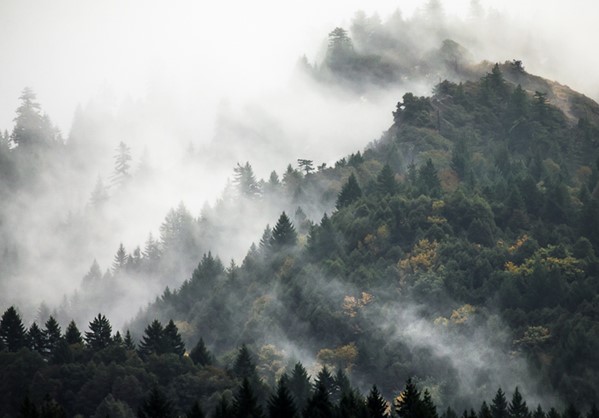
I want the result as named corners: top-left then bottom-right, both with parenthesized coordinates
top-left (0, 0), bottom-right (597, 135)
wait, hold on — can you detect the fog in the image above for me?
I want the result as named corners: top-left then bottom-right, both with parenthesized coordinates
top-left (0, 0), bottom-right (597, 393)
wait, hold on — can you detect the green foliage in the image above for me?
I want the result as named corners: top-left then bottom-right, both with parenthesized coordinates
top-left (270, 212), bottom-right (298, 248)
top-left (84, 314), bottom-right (112, 351)
top-left (336, 173), bottom-right (363, 209)
top-left (190, 338), bottom-right (213, 366)
top-left (0, 306), bottom-right (27, 352)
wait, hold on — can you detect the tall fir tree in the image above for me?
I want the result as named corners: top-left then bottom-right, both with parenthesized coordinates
top-left (288, 362), bottom-right (312, 412)
top-left (270, 213), bottom-right (298, 248)
top-left (394, 378), bottom-right (422, 418)
top-left (303, 381), bottom-right (334, 418)
top-left (124, 330), bottom-right (136, 350)
top-left (268, 377), bottom-right (297, 418)
top-left (508, 388), bottom-right (530, 418)
top-left (43, 316), bottom-right (62, 357)
top-left (0, 306), bottom-right (27, 352)
top-left (233, 344), bottom-right (258, 381)
top-left (137, 387), bottom-right (174, 418)
top-left (233, 378), bottom-right (264, 418)
top-left (336, 173), bottom-right (362, 209)
top-left (190, 337), bottom-right (213, 366)
top-left (84, 314), bottom-right (112, 351)
top-left (27, 322), bottom-right (46, 355)
top-left (367, 385), bottom-right (389, 418)
top-left (491, 389), bottom-right (509, 418)
top-left (64, 320), bottom-right (83, 345)
top-left (376, 164), bottom-right (398, 195)
top-left (138, 320), bottom-right (166, 358)
top-left (163, 319), bottom-right (185, 356)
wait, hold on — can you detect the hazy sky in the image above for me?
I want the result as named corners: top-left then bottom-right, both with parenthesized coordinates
top-left (0, 0), bottom-right (598, 135)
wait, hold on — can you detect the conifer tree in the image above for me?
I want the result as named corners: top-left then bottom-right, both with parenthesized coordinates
top-left (143, 233), bottom-right (161, 264)
top-left (288, 362), bottom-right (312, 412)
top-left (111, 141), bottom-right (132, 188)
top-left (268, 378), bottom-right (297, 418)
top-left (479, 402), bottom-right (492, 418)
top-left (0, 306), bottom-right (27, 352)
top-left (546, 408), bottom-right (560, 418)
top-left (234, 162), bottom-right (261, 198)
top-left (442, 407), bottom-right (458, 418)
top-left (213, 398), bottom-right (234, 418)
top-left (336, 173), bottom-right (362, 209)
top-left (333, 368), bottom-right (350, 404)
top-left (138, 320), bottom-right (165, 358)
top-left (366, 385), bottom-right (389, 418)
top-left (377, 164), bottom-right (398, 195)
top-left (394, 378), bottom-right (422, 418)
top-left (270, 213), bottom-right (297, 248)
top-left (190, 337), bottom-right (213, 366)
top-left (314, 366), bottom-right (336, 399)
top-left (163, 319), bottom-right (185, 356)
top-left (563, 405), bottom-right (581, 418)
top-left (233, 344), bottom-right (258, 381)
top-left (90, 176), bottom-right (109, 208)
top-left (508, 388), bottom-right (530, 418)
top-left (65, 320), bottom-right (83, 345)
top-left (338, 390), bottom-right (366, 418)
top-left (138, 387), bottom-right (174, 418)
top-left (113, 243), bottom-right (128, 273)
top-left (124, 330), bottom-right (136, 350)
top-left (113, 331), bottom-right (123, 346)
top-left (44, 316), bottom-right (62, 357)
top-left (422, 389), bottom-right (439, 418)
top-left (40, 394), bottom-right (67, 418)
top-left (533, 405), bottom-right (545, 418)
top-left (417, 159), bottom-right (441, 197)
top-left (303, 381), bottom-right (334, 418)
top-left (84, 314), bottom-right (112, 351)
top-left (233, 378), bottom-right (264, 418)
top-left (27, 322), bottom-right (46, 355)
top-left (259, 225), bottom-right (272, 254)
top-left (491, 389), bottom-right (509, 418)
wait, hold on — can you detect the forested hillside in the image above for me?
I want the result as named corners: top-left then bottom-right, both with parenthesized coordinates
top-left (1, 58), bottom-right (598, 417)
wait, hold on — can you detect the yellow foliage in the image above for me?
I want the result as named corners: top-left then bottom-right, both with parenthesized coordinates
top-left (426, 215), bottom-right (447, 225)
top-left (433, 317), bottom-right (449, 327)
top-left (277, 256), bottom-right (295, 277)
top-left (399, 239), bottom-right (438, 273)
top-left (508, 235), bottom-right (529, 253)
top-left (317, 343), bottom-right (359, 371)
top-left (343, 292), bottom-right (374, 318)
top-left (505, 245), bottom-right (583, 277)
top-left (450, 304), bottom-right (476, 324)
top-left (514, 326), bottom-right (551, 346)
top-left (377, 224), bottom-right (390, 240)
top-left (432, 200), bottom-right (445, 211)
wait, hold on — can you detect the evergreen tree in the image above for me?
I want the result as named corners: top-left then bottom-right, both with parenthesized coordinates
top-left (338, 390), bottom-right (366, 418)
top-left (27, 322), bottom-right (46, 355)
top-left (234, 162), bottom-right (261, 198)
top-left (190, 337), bottom-right (213, 366)
top-left (491, 389), bottom-right (509, 418)
top-left (90, 176), bottom-right (109, 208)
top-left (288, 362), bottom-right (312, 412)
top-left (0, 306), bottom-right (27, 352)
top-left (64, 320), bottom-right (83, 345)
top-left (563, 405), bottom-right (580, 418)
top-left (394, 378), bottom-right (422, 418)
top-left (187, 401), bottom-right (205, 418)
top-left (508, 388), bottom-right (530, 418)
top-left (479, 402), bottom-right (492, 418)
top-left (143, 233), bottom-right (161, 264)
top-left (39, 395), bottom-right (67, 418)
top-left (138, 387), bottom-right (174, 418)
top-left (138, 320), bottom-right (166, 358)
top-left (366, 385), bottom-right (389, 418)
top-left (259, 225), bottom-right (272, 254)
top-left (268, 378), bottom-right (297, 418)
top-left (51, 339), bottom-right (73, 364)
top-left (533, 405), bottom-right (545, 418)
top-left (270, 213), bottom-right (297, 248)
top-left (43, 316), bottom-right (62, 357)
top-left (233, 378), bottom-right (264, 418)
top-left (546, 408), bottom-right (560, 418)
top-left (417, 159), bottom-right (441, 197)
top-left (84, 314), bottom-right (112, 351)
top-left (113, 331), bottom-right (124, 346)
top-left (303, 381), bottom-right (334, 418)
top-left (163, 319), bottom-right (185, 356)
top-left (124, 330), bottom-right (136, 350)
top-left (314, 366), bottom-right (336, 399)
top-left (113, 243), bottom-right (128, 273)
top-left (422, 389), bottom-right (438, 418)
top-left (11, 87), bottom-right (56, 148)
top-left (442, 407), bottom-right (458, 418)
top-left (377, 164), bottom-right (398, 195)
top-left (112, 141), bottom-right (132, 188)
top-left (233, 344), bottom-right (257, 381)
top-left (336, 173), bottom-right (362, 209)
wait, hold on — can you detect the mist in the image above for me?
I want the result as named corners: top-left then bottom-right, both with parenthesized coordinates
top-left (0, 0), bottom-right (597, 374)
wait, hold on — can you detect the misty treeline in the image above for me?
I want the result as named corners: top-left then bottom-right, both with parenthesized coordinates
top-left (5, 62), bottom-right (598, 414)
top-left (0, 305), bottom-right (592, 418)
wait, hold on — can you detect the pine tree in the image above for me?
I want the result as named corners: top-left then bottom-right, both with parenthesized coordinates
top-left (187, 401), bottom-right (205, 418)
top-left (11, 87), bottom-right (57, 148)
top-left (113, 331), bottom-right (124, 346)
top-left (259, 225), bottom-right (272, 254)
top-left (138, 387), bottom-right (174, 418)
top-left (90, 176), bottom-right (109, 208)
top-left (533, 405), bottom-right (545, 418)
top-left (64, 320), bottom-right (83, 345)
top-left (288, 362), bottom-right (312, 412)
top-left (143, 233), bottom-right (161, 264)
top-left (124, 330), bottom-right (136, 350)
top-left (113, 243), bottom-right (128, 273)
top-left (491, 389), bottom-right (509, 418)
top-left (417, 159), bottom-right (441, 197)
top-left (303, 381), bottom-right (334, 418)
top-left (213, 398), bottom-right (234, 418)
top-left (394, 378), bottom-right (422, 418)
top-left (268, 378), bottom-right (297, 418)
top-left (138, 320), bottom-right (165, 358)
top-left (366, 385), bottom-right (389, 418)
top-left (111, 141), bottom-right (132, 188)
top-left (44, 316), bottom-right (62, 357)
top-left (336, 173), bottom-right (362, 209)
top-left (314, 366), bottom-right (336, 399)
top-left (234, 162), bottom-right (261, 198)
top-left (479, 402), bottom-right (492, 418)
top-left (233, 378), bottom-right (264, 418)
top-left (0, 306), bottom-right (27, 352)
top-left (270, 213), bottom-right (297, 248)
top-left (163, 319), bottom-right (185, 356)
top-left (508, 388), bottom-right (530, 418)
top-left (422, 389), bottom-right (438, 418)
top-left (27, 322), bottom-right (46, 355)
top-left (333, 368), bottom-right (350, 403)
top-left (84, 314), bottom-right (112, 351)
top-left (338, 390), bottom-right (366, 418)
top-left (190, 337), bottom-right (213, 366)
top-left (377, 164), bottom-right (398, 195)
top-left (233, 344), bottom-right (258, 381)
top-left (546, 408), bottom-right (560, 418)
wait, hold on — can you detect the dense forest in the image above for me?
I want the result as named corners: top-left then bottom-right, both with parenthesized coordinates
top-left (1, 4), bottom-right (599, 417)
top-left (1, 60), bottom-right (599, 415)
